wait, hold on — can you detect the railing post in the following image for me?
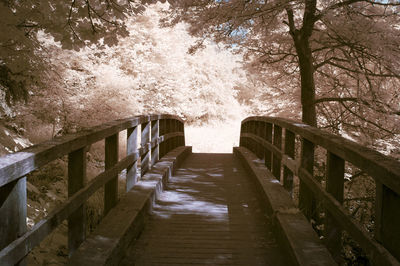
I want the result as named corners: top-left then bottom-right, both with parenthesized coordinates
top-left (126, 126), bottom-right (138, 191)
top-left (258, 122), bottom-right (266, 161)
top-left (272, 125), bottom-right (282, 180)
top-left (250, 121), bottom-right (257, 154)
top-left (375, 182), bottom-right (400, 261)
top-left (151, 119), bottom-right (159, 167)
top-left (141, 121), bottom-right (151, 175)
top-left (325, 152), bottom-right (344, 262)
top-left (104, 133), bottom-right (119, 215)
top-left (255, 121), bottom-right (263, 158)
top-left (265, 122), bottom-right (273, 170)
top-left (172, 119), bottom-right (178, 149)
top-left (68, 147), bottom-right (87, 256)
top-left (299, 138), bottom-right (315, 220)
top-left (283, 129), bottom-right (295, 194)
top-left (0, 177), bottom-right (27, 265)
top-left (159, 119), bottom-right (165, 158)
top-left (239, 123), bottom-right (245, 147)
top-left (166, 119), bottom-right (172, 153)
top-left (179, 120), bottom-right (185, 146)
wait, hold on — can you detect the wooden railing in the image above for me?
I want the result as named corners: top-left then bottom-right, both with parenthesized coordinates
top-left (0, 114), bottom-right (185, 265)
top-left (240, 116), bottom-right (400, 265)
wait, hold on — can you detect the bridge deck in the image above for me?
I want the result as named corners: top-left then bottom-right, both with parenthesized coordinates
top-left (120, 153), bottom-right (289, 265)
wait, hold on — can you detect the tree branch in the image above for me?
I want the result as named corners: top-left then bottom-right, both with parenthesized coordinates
top-left (315, 97), bottom-right (358, 104)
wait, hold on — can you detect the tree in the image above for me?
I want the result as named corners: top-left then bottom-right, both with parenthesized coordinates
top-left (0, 0), bottom-right (150, 103)
top-left (166, 0), bottom-right (400, 132)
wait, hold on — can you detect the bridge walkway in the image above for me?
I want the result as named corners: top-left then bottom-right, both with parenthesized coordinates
top-left (120, 153), bottom-right (289, 265)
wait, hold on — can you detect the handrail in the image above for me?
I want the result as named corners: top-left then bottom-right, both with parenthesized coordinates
top-left (0, 114), bottom-right (185, 265)
top-left (240, 116), bottom-right (400, 265)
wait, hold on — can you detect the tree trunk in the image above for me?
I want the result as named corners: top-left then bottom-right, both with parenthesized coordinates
top-left (296, 37), bottom-right (317, 127)
top-left (287, 0), bottom-right (317, 127)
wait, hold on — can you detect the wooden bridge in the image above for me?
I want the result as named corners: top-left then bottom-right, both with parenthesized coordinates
top-left (0, 114), bottom-right (399, 265)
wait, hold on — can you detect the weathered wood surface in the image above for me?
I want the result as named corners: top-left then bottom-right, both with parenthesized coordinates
top-left (68, 146), bottom-right (192, 266)
top-left (0, 114), bottom-right (185, 265)
top-left (68, 147), bottom-right (87, 255)
top-left (121, 153), bottom-right (289, 265)
top-left (0, 114), bottom-right (183, 187)
top-left (242, 116), bottom-right (400, 195)
top-left (126, 126), bottom-right (138, 191)
top-left (240, 116), bottom-right (400, 265)
top-left (0, 154), bottom-right (137, 265)
top-left (234, 147), bottom-right (336, 266)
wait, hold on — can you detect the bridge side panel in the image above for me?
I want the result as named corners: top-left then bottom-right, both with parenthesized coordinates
top-left (68, 147), bottom-right (87, 256)
top-left (0, 177), bottom-right (27, 265)
top-left (376, 184), bottom-right (400, 261)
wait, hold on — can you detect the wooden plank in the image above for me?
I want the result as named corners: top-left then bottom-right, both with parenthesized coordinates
top-left (141, 122), bottom-right (151, 175)
top-left (179, 120), bottom-right (185, 146)
top-left (297, 167), bottom-right (399, 266)
top-left (258, 122), bottom-right (266, 160)
top-left (325, 152), bottom-right (344, 262)
top-left (272, 125), bottom-right (282, 180)
top-left (298, 138), bottom-right (315, 220)
top-left (68, 147), bottom-right (87, 256)
top-left (166, 119), bottom-right (172, 154)
top-left (151, 120), bottom-right (159, 168)
top-left (265, 123), bottom-right (273, 170)
top-left (0, 177), bottom-right (26, 265)
top-left (69, 146), bottom-right (192, 266)
top-left (0, 154), bottom-right (137, 265)
top-left (0, 115), bottom-right (184, 188)
top-left (126, 126), bottom-right (138, 191)
top-left (375, 183), bottom-right (400, 261)
top-left (159, 119), bottom-right (166, 158)
top-left (233, 147), bottom-right (336, 266)
top-left (240, 133), bottom-right (298, 175)
top-left (240, 122), bottom-right (247, 148)
top-left (104, 133), bottom-right (119, 215)
top-left (172, 120), bottom-right (178, 149)
top-left (241, 116), bottom-right (400, 196)
top-left (283, 130), bottom-right (295, 195)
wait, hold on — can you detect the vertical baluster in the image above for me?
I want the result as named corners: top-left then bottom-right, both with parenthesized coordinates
top-left (172, 120), bottom-right (178, 149)
top-left (325, 152), bottom-right (344, 262)
top-left (0, 177), bottom-right (27, 265)
top-left (299, 138), bottom-right (315, 220)
top-left (159, 119), bottom-right (166, 158)
top-left (141, 121), bottom-right (151, 175)
top-left (180, 121), bottom-right (185, 146)
top-left (166, 119), bottom-right (172, 153)
top-left (265, 122), bottom-right (273, 170)
top-left (283, 129), bottom-right (295, 194)
top-left (126, 126), bottom-right (138, 191)
top-left (256, 121), bottom-right (263, 158)
top-left (151, 119), bottom-right (159, 167)
top-left (239, 123), bottom-right (244, 147)
top-left (251, 121), bottom-right (257, 154)
top-left (375, 182), bottom-right (400, 260)
top-left (68, 147), bottom-right (86, 256)
top-left (242, 122), bottom-right (248, 149)
top-left (259, 122), bottom-right (266, 161)
top-left (272, 125), bottom-right (282, 180)
top-left (104, 133), bottom-right (119, 215)
top-left (247, 121), bottom-right (253, 152)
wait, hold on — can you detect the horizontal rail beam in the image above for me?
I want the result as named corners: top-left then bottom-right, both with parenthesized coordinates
top-left (298, 168), bottom-right (398, 265)
top-left (242, 116), bottom-right (400, 195)
top-left (241, 133), bottom-right (298, 175)
top-left (0, 153), bottom-right (138, 265)
top-left (0, 115), bottom-right (184, 187)
top-left (0, 114), bottom-right (185, 264)
top-left (240, 116), bottom-right (400, 265)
